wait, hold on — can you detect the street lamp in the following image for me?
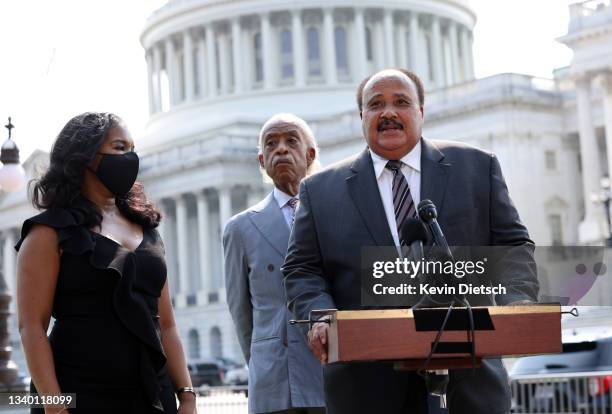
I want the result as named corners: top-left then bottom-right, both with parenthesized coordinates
top-left (0, 117), bottom-right (26, 392)
top-left (0, 118), bottom-right (26, 192)
top-left (591, 176), bottom-right (612, 247)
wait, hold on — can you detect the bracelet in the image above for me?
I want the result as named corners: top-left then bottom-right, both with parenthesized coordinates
top-left (176, 386), bottom-right (197, 397)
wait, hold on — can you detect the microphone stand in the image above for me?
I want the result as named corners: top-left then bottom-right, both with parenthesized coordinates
top-left (403, 241), bottom-right (453, 409)
top-left (412, 200), bottom-right (479, 409)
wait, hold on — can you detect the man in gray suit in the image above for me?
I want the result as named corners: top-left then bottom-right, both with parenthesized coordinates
top-left (282, 69), bottom-right (538, 414)
top-left (223, 113), bottom-right (325, 414)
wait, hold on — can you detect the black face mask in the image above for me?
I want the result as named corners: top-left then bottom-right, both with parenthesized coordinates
top-left (89, 151), bottom-right (139, 198)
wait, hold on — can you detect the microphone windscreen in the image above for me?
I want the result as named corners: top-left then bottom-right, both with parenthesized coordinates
top-left (400, 218), bottom-right (429, 244)
top-left (418, 199), bottom-right (437, 221)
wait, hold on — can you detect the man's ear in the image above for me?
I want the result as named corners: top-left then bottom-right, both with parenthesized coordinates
top-left (306, 148), bottom-right (316, 166)
top-left (258, 153), bottom-right (265, 169)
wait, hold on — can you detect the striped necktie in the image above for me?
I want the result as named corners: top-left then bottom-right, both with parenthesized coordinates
top-left (385, 160), bottom-right (415, 246)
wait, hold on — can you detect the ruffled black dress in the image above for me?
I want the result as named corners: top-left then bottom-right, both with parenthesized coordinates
top-left (16, 207), bottom-right (177, 413)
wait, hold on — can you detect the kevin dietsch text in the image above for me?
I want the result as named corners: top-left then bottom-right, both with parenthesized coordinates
top-left (372, 283), bottom-right (507, 296)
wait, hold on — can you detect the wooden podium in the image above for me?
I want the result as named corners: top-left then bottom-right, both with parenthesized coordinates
top-left (321, 304), bottom-right (562, 369)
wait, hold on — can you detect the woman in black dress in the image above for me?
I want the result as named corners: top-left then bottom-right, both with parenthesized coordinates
top-left (16, 113), bottom-right (197, 413)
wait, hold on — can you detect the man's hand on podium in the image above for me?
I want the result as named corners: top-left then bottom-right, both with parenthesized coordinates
top-left (308, 316), bottom-right (330, 364)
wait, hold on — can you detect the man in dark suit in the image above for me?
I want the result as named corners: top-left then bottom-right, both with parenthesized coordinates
top-left (282, 69), bottom-right (538, 414)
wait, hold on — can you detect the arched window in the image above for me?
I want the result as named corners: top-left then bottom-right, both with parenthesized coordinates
top-left (280, 29), bottom-right (294, 79)
top-left (188, 329), bottom-right (200, 360)
top-left (307, 27), bottom-right (321, 77)
top-left (334, 27), bottom-right (348, 78)
top-left (210, 327), bottom-right (223, 359)
top-left (365, 27), bottom-right (373, 62)
top-left (254, 32), bottom-right (263, 83)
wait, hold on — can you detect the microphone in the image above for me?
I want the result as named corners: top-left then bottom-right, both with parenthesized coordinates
top-left (418, 200), bottom-right (473, 309)
top-left (417, 199), bottom-right (464, 306)
top-left (417, 199), bottom-right (452, 260)
top-left (399, 218), bottom-right (428, 262)
top-left (400, 218), bottom-right (434, 308)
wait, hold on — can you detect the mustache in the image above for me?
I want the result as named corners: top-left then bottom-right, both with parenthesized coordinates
top-left (377, 119), bottom-right (404, 131)
top-left (274, 157), bottom-right (294, 166)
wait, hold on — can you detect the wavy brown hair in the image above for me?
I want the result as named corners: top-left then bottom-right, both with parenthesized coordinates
top-left (31, 112), bottom-right (161, 228)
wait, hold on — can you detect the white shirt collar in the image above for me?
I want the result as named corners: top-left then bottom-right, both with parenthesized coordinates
top-left (273, 187), bottom-right (297, 208)
top-left (370, 139), bottom-right (422, 179)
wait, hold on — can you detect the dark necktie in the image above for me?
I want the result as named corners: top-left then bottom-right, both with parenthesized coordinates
top-left (385, 160), bottom-right (415, 245)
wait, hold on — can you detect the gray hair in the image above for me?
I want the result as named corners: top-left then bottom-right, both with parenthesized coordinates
top-left (258, 113), bottom-right (321, 182)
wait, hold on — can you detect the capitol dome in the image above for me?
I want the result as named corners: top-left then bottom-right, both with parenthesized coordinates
top-left (140, 0), bottom-right (476, 147)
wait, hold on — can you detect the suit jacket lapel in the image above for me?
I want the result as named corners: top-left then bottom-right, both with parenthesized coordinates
top-left (249, 192), bottom-right (290, 258)
top-left (420, 138), bottom-right (451, 216)
top-left (346, 148), bottom-right (395, 246)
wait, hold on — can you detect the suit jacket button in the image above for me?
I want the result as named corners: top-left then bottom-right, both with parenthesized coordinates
top-left (267, 264), bottom-right (274, 272)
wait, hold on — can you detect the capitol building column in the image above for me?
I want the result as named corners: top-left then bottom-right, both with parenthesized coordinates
top-left (205, 24), bottom-right (218, 98)
top-left (353, 8), bottom-right (368, 81)
top-left (175, 194), bottom-right (190, 306)
top-left (448, 21), bottom-right (460, 84)
top-left (218, 187), bottom-right (232, 302)
top-left (409, 12), bottom-right (420, 73)
top-left (576, 75), bottom-right (604, 242)
top-left (196, 191), bottom-right (211, 304)
top-left (459, 26), bottom-right (473, 81)
top-left (196, 30), bottom-right (207, 97)
top-left (183, 30), bottom-right (195, 102)
top-left (291, 9), bottom-right (306, 88)
top-left (218, 28), bottom-right (231, 95)
top-left (383, 9), bottom-right (395, 67)
top-left (2, 230), bottom-right (16, 299)
top-left (261, 13), bottom-right (276, 89)
top-left (146, 52), bottom-right (155, 114)
top-left (219, 187), bottom-right (232, 237)
top-left (599, 73), bottom-right (612, 184)
top-left (322, 8), bottom-right (338, 86)
top-left (231, 17), bottom-right (244, 94)
top-left (165, 37), bottom-right (178, 106)
top-left (431, 15), bottom-right (444, 88)
top-left (151, 44), bottom-right (162, 112)
top-left (395, 14), bottom-right (408, 70)
top-left (466, 30), bottom-right (475, 80)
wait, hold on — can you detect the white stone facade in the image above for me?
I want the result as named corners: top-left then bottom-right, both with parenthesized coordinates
top-left (1, 0), bottom-right (612, 371)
